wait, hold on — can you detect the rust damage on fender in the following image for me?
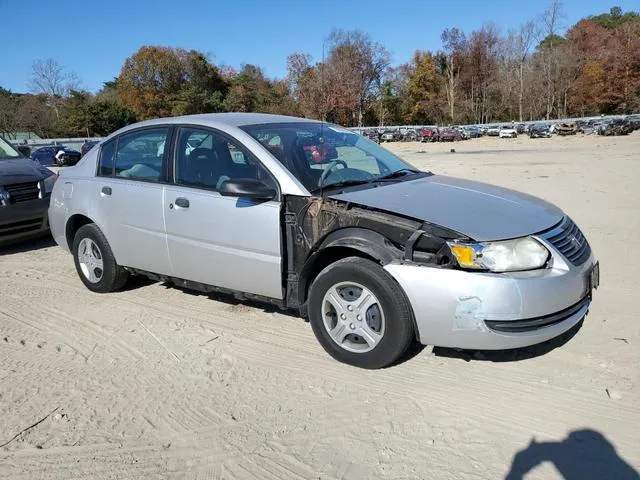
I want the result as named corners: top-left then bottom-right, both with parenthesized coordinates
top-left (282, 195), bottom-right (466, 311)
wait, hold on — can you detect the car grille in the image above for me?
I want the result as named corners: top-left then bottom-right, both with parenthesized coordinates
top-left (5, 182), bottom-right (40, 204)
top-left (485, 296), bottom-right (590, 333)
top-left (541, 217), bottom-right (591, 266)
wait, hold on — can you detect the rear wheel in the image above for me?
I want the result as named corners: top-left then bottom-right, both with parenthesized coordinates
top-left (72, 224), bottom-right (129, 293)
top-left (308, 257), bottom-right (414, 369)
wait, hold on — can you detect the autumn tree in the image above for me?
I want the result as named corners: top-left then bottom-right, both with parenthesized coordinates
top-left (287, 53), bottom-right (325, 119)
top-left (589, 6), bottom-right (639, 29)
top-left (87, 101), bottom-right (136, 136)
top-left (440, 28), bottom-right (466, 122)
top-left (404, 51), bottom-right (443, 124)
top-left (461, 24), bottom-right (501, 123)
top-left (117, 46), bottom-right (228, 119)
top-left (172, 50), bottom-right (227, 115)
top-left (117, 46), bottom-right (184, 119)
top-left (325, 29), bottom-right (390, 126)
top-left (224, 64), bottom-right (274, 112)
top-left (504, 21), bottom-right (537, 121)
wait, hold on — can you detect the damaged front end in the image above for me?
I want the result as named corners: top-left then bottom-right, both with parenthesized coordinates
top-left (282, 195), bottom-right (468, 313)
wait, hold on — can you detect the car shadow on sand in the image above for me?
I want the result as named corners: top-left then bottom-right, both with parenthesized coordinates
top-left (433, 318), bottom-right (584, 363)
top-left (505, 429), bottom-right (638, 480)
top-left (121, 276), bottom-right (302, 319)
top-left (0, 235), bottom-right (56, 255)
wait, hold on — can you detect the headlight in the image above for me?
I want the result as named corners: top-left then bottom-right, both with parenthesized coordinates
top-left (448, 237), bottom-right (549, 272)
top-left (41, 173), bottom-right (58, 194)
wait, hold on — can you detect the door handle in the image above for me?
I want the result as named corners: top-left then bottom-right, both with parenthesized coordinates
top-left (175, 197), bottom-right (190, 209)
top-left (101, 186), bottom-right (112, 196)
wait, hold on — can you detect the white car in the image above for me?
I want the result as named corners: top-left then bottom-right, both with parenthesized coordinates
top-left (499, 126), bottom-right (518, 138)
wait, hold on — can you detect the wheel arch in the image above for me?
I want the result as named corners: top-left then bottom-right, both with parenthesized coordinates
top-left (65, 213), bottom-right (95, 251)
top-left (297, 227), bottom-right (402, 309)
top-left (297, 227), bottom-right (421, 342)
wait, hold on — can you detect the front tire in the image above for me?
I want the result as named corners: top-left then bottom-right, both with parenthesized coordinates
top-left (72, 224), bottom-right (129, 293)
top-left (308, 257), bottom-right (414, 369)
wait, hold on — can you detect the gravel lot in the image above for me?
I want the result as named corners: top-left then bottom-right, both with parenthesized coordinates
top-left (1, 133), bottom-right (639, 479)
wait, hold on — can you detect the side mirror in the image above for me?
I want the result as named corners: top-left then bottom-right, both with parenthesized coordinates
top-left (218, 178), bottom-right (276, 200)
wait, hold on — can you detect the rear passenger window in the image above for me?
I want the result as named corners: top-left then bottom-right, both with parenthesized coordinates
top-left (114, 128), bottom-right (169, 182)
top-left (98, 140), bottom-right (116, 176)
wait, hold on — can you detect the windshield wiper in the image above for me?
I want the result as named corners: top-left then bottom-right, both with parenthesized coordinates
top-left (311, 178), bottom-right (374, 193)
top-left (376, 168), bottom-right (422, 181)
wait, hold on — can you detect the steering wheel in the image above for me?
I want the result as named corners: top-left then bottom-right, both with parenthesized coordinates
top-left (317, 159), bottom-right (348, 187)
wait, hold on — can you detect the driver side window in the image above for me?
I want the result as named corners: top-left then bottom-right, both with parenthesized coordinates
top-left (175, 127), bottom-right (276, 191)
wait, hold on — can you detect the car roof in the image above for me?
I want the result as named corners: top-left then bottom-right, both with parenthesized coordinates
top-left (120, 112), bottom-right (321, 130)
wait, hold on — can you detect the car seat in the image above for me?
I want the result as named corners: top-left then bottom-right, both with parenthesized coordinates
top-left (181, 147), bottom-right (218, 187)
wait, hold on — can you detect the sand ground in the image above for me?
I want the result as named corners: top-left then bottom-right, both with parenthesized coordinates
top-left (0, 133), bottom-right (638, 479)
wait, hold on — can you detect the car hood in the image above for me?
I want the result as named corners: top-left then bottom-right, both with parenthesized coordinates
top-left (329, 175), bottom-right (564, 241)
top-left (0, 158), bottom-right (52, 185)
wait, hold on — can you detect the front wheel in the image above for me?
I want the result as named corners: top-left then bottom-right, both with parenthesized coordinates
top-left (308, 257), bottom-right (415, 369)
top-left (72, 224), bottom-right (129, 293)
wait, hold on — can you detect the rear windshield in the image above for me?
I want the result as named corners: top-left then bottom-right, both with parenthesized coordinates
top-left (0, 137), bottom-right (21, 159)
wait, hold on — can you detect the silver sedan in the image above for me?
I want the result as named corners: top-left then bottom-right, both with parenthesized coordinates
top-left (48, 113), bottom-right (599, 368)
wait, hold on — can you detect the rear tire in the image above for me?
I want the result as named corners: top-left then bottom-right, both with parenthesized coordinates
top-left (308, 257), bottom-right (414, 369)
top-left (72, 224), bottom-right (129, 293)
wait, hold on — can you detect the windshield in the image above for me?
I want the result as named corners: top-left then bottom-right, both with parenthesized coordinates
top-left (0, 136), bottom-right (21, 159)
top-left (240, 122), bottom-right (424, 192)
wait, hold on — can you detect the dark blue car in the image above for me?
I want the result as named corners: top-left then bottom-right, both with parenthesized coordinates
top-left (32, 145), bottom-right (82, 167)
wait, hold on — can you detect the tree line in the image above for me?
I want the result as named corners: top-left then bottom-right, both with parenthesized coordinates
top-left (1, 4), bottom-right (638, 139)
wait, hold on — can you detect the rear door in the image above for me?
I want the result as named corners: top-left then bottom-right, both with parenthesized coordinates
top-left (93, 126), bottom-right (172, 275)
top-left (163, 126), bottom-right (282, 299)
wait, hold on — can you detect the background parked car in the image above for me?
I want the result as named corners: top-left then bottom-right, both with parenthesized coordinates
top-left (465, 126), bottom-right (482, 138)
top-left (626, 114), bottom-right (640, 131)
top-left (529, 123), bottom-right (552, 138)
top-left (438, 128), bottom-right (462, 142)
top-left (32, 145), bottom-right (82, 167)
top-left (499, 126), bottom-right (518, 138)
top-left (581, 119), bottom-right (602, 135)
top-left (598, 118), bottom-right (633, 136)
top-left (380, 129), bottom-right (401, 142)
top-left (419, 127), bottom-right (439, 142)
top-left (81, 140), bottom-right (100, 157)
top-left (557, 122), bottom-right (578, 135)
top-left (11, 143), bottom-right (32, 157)
top-left (401, 128), bottom-right (419, 142)
top-left (455, 127), bottom-right (470, 140)
top-left (486, 125), bottom-right (501, 136)
top-left (362, 130), bottom-right (380, 143)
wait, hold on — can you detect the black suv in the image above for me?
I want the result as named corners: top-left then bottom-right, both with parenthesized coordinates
top-left (0, 136), bottom-right (57, 245)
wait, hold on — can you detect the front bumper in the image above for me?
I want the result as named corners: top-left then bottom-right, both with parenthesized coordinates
top-left (0, 197), bottom-right (50, 246)
top-left (384, 237), bottom-right (598, 350)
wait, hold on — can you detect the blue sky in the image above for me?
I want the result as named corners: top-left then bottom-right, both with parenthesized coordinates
top-left (1, 0), bottom-right (636, 93)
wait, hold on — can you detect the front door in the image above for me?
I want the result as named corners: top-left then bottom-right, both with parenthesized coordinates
top-left (163, 126), bottom-right (282, 299)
